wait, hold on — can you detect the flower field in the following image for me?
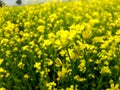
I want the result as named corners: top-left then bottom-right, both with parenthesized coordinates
top-left (0, 0), bottom-right (120, 90)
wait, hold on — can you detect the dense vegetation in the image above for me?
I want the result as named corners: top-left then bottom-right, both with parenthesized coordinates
top-left (0, 0), bottom-right (120, 90)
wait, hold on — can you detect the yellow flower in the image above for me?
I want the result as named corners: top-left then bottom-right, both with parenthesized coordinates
top-left (74, 75), bottom-right (86, 82)
top-left (5, 73), bottom-right (10, 77)
top-left (47, 59), bottom-right (53, 66)
top-left (59, 50), bottom-right (66, 57)
top-left (54, 39), bottom-right (62, 49)
top-left (13, 47), bottom-right (18, 51)
top-left (106, 83), bottom-right (119, 90)
top-left (1, 38), bottom-right (9, 44)
top-left (37, 26), bottom-right (45, 33)
top-left (66, 85), bottom-right (78, 90)
top-left (104, 61), bottom-right (109, 66)
top-left (92, 36), bottom-right (104, 43)
top-left (89, 59), bottom-right (94, 62)
top-left (38, 19), bottom-right (45, 24)
top-left (89, 73), bottom-right (95, 78)
top-left (0, 68), bottom-right (6, 73)
top-left (24, 74), bottom-right (29, 79)
top-left (34, 62), bottom-right (41, 70)
top-left (24, 21), bottom-right (31, 28)
top-left (40, 71), bottom-right (45, 76)
top-left (0, 59), bottom-right (4, 65)
top-left (60, 30), bottom-right (69, 40)
top-left (0, 87), bottom-right (6, 90)
top-left (49, 13), bottom-right (57, 23)
top-left (78, 59), bottom-right (86, 73)
top-left (43, 39), bottom-right (52, 47)
top-left (38, 35), bottom-right (44, 42)
top-left (21, 55), bottom-right (27, 58)
top-left (22, 45), bottom-right (29, 51)
top-left (82, 29), bottom-right (92, 40)
top-left (57, 67), bottom-right (67, 80)
top-left (89, 19), bottom-right (99, 25)
top-left (55, 58), bottom-right (62, 67)
top-left (6, 50), bottom-right (11, 57)
top-left (46, 81), bottom-right (56, 90)
top-left (53, 0), bottom-right (57, 3)
top-left (17, 62), bottom-right (25, 69)
top-left (116, 29), bottom-right (120, 35)
top-left (68, 30), bottom-right (77, 40)
top-left (68, 49), bottom-right (75, 60)
top-left (37, 50), bottom-right (42, 58)
top-left (29, 41), bottom-right (35, 48)
top-left (100, 66), bottom-right (111, 74)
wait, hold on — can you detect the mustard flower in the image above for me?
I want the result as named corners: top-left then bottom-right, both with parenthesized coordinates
top-left (66, 85), bottom-right (78, 90)
top-left (78, 59), bottom-right (86, 73)
top-left (106, 83), bottom-right (119, 90)
top-left (59, 50), bottom-right (66, 57)
top-left (37, 25), bottom-right (45, 33)
top-left (0, 87), bottom-right (6, 90)
top-left (38, 19), bottom-right (45, 24)
top-left (22, 45), bottom-right (29, 51)
top-left (57, 67), bottom-right (67, 80)
top-left (0, 68), bottom-right (6, 73)
top-left (13, 47), bottom-right (18, 52)
top-left (40, 71), bottom-right (45, 77)
top-left (55, 58), bottom-right (62, 67)
top-left (46, 81), bottom-right (56, 90)
top-left (34, 62), bottom-right (41, 72)
top-left (17, 62), bottom-right (25, 69)
top-left (47, 59), bottom-right (53, 66)
top-left (24, 74), bottom-right (29, 79)
top-left (0, 59), bottom-right (4, 65)
top-left (82, 29), bottom-right (92, 40)
top-left (6, 50), bottom-right (11, 57)
top-left (74, 75), bottom-right (86, 82)
top-left (100, 66), bottom-right (111, 74)
top-left (1, 38), bottom-right (9, 44)
top-left (5, 73), bottom-right (10, 78)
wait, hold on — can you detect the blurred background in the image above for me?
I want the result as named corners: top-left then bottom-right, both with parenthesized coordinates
top-left (1, 0), bottom-right (69, 6)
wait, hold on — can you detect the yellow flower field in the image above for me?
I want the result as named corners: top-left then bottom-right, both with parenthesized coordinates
top-left (0, 0), bottom-right (120, 90)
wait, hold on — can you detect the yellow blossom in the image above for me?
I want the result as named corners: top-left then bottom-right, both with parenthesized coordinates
top-left (82, 29), bottom-right (92, 40)
top-left (55, 58), bottom-right (62, 67)
top-left (100, 66), bottom-right (111, 74)
top-left (0, 59), bottom-right (4, 65)
top-left (68, 49), bottom-right (75, 60)
top-left (5, 73), bottom-right (10, 77)
top-left (24, 74), bottom-right (29, 79)
top-left (22, 45), bottom-right (29, 51)
top-left (0, 68), bottom-right (6, 73)
top-left (37, 26), bottom-right (45, 33)
top-left (78, 59), bottom-right (86, 73)
top-left (57, 67), bottom-right (67, 80)
top-left (34, 62), bottom-right (41, 70)
top-left (47, 59), bottom-right (53, 66)
top-left (74, 75), bottom-right (86, 82)
top-left (106, 83), bottom-right (119, 90)
top-left (0, 87), bottom-right (6, 90)
top-left (46, 81), bottom-right (56, 90)
top-left (59, 50), bottom-right (66, 56)
top-left (40, 71), bottom-right (45, 76)
top-left (18, 62), bottom-right (25, 69)
top-left (6, 50), bottom-right (11, 57)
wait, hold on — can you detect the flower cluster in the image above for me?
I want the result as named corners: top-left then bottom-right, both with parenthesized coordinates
top-left (0, 0), bottom-right (120, 89)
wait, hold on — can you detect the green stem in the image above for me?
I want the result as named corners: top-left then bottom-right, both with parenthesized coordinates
top-left (66, 48), bottom-right (75, 90)
top-left (96, 75), bottom-right (104, 90)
